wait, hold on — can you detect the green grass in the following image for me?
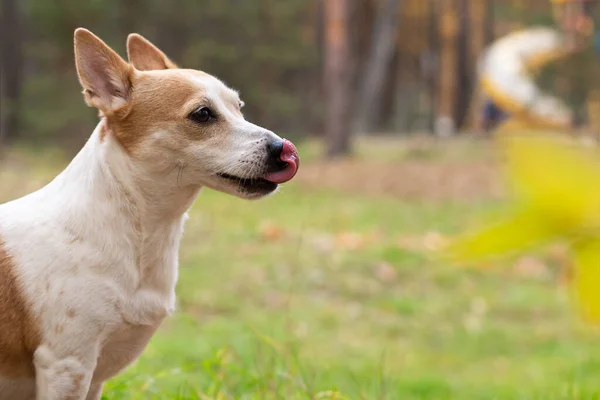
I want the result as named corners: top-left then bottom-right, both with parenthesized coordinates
top-left (2, 138), bottom-right (600, 399)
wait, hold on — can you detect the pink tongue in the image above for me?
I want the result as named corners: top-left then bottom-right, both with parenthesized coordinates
top-left (263, 139), bottom-right (300, 184)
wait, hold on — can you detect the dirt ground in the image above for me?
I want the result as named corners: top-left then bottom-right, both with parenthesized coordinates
top-left (296, 160), bottom-right (503, 201)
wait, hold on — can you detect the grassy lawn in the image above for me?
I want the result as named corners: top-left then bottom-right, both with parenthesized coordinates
top-left (2, 137), bottom-right (600, 399)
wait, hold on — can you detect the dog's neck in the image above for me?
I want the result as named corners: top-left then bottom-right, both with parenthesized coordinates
top-left (46, 121), bottom-right (201, 289)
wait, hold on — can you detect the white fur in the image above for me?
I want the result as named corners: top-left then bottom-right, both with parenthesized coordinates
top-left (0, 125), bottom-right (196, 399)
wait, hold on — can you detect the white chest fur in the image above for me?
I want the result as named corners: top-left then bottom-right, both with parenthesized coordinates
top-left (0, 125), bottom-right (199, 389)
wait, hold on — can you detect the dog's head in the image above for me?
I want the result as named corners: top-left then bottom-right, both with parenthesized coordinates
top-left (73, 28), bottom-right (299, 200)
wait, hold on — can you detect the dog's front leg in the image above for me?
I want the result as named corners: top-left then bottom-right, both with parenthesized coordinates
top-left (33, 344), bottom-right (97, 400)
top-left (85, 384), bottom-right (103, 400)
top-left (32, 280), bottom-right (121, 400)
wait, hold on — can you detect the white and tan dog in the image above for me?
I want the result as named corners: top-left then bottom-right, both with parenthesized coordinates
top-left (0, 28), bottom-right (299, 400)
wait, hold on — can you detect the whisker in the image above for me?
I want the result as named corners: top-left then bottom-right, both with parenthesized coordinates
top-left (167, 162), bottom-right (181, 176)
top-left (177, 162), bottom-right (185, 189)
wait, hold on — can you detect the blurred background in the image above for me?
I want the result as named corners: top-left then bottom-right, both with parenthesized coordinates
top-left (2, 0), bottom-right (599, 152)
top-left (2, 1), bottom-right (600, 399)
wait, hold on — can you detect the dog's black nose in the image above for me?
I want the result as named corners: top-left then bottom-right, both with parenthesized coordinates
top-left (268, 140), bottom-right (284, 159)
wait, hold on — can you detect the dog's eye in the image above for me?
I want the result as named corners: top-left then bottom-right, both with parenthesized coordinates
top-left (189, 107), bottom-right (215, 124)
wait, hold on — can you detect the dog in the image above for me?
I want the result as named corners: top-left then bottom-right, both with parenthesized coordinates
top-left (0, 28), bottom-right (299, 400)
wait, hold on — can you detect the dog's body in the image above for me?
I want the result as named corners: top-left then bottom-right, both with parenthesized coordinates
top-left (0, 126), bottom-right (185, 399)
top-left (0, 29), bottom-right (298, 399)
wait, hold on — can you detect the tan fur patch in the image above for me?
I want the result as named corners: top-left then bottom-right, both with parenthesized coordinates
top-left (105, 69), bottom-right (241, 155)
top-left (76, 33), bottom-right (242, 158)
top-left (107, 71), bottom-right (201, 152)
top-left (98, 121), bottom-right (109, 143)
top-left (0, 239), bottom-right (41, 378)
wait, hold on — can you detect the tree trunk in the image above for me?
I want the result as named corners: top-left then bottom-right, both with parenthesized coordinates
top-left (455, 0), bottom-right (472, 130)
top-left (354, 0), bottom-right (400, 134)
top-left (467, 0), bottom-right (494, 132)
top-left (311, 0), bottom-right (326, 137)
top-left (0, 0), bottom-right (24, 147)
top-left (324, 0), bottom-right (353, 156)
top-left (435, 0), bottom-right (459, 137)
top-left (427, 0), bottom-right (439, 133)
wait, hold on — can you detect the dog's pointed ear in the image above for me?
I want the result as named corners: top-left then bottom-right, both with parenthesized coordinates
top-left (126, 34), bottom-right (178, 71)
top-left (74, 28), bottom-right (133, 115)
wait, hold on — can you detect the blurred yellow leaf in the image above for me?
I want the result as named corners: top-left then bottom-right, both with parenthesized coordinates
top-left (503, 134), bottom-right (600, 232)
top-left (573, 238), bottom-right (600, 323)
top-left (442, 133), bottom-right (600, 324)
top-left (444, 212), bottom-right (557, 264)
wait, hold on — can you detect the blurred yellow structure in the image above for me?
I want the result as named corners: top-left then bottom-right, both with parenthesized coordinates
top-left (480, 27), bottom-right (573, 131)
top-left (445, 133), bottom-right (600, 323)
top-left (479, 0), bottom-right (597, 133)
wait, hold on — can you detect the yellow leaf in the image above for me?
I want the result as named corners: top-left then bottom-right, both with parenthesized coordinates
top-left (442, 133), bottom-right (600, 325)
top-left (572, 238), bottom-right (600, 323)
top-left (443, 211), bottom-right (558, 264)
top-left (503, 134), bottom-right (600, 232)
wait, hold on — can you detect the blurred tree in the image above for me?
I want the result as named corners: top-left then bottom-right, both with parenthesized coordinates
top-left (389, 0), bottom-right (435, 133)
top-left (354, 0), bottom-right (401, 133)
top-left (455, 0), bottom-right (473, 130)
top-left (1, 0), bottom-right (24, 145)
top-left (467, 0), bottom-right (495, 131)
top-left (1, 0), bottom-right (596, 148)
top-left (436, 0), bottom-right (460, 136)
top-left (11, 0), bottom-right (319, 147)
top-left (324, 0), bottom-right (353, 156)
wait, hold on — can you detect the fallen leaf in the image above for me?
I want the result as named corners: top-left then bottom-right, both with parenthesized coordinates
top-left (336, 232), bottom-right (365, 251)
top-left (258, 221), bottom-right (285, 241)
top-left (310, 233), bottom-right (335, 254)
top-left (423, 231), bottom-right (448, 251)
top-left (463, 314), bottom-right (483, 334)
top-left (470, 297), bottom-right (488, 316)
top-left (396, 235), bottom-right (423, 252)
top-left (512, 256), bottom-right (549, 279)
top-left (374, 262), bottom-right (397, 282)
top-left (397, 231), bottom-right (448, 252)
